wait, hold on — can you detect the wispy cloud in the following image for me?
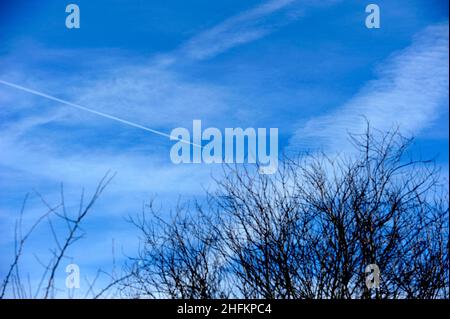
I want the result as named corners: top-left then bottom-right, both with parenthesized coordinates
top-left (289, 23), bottom-right (449, 152)
top-left (0, 0), bottom-right (316, 203)
top-left (171, 0), bottom-right (339, 61)
top-left (0, 0), bottom-right (336, 142)
top-left (180, 0), bottom-right (296, 60)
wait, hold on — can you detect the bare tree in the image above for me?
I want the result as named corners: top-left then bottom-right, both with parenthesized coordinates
top-left (3, 125), bottom-right (448, 299)
top-left (120, 200), bottom-right (227, 298)
top-left (292, 126), bottom-right (448, 298)
top-left (208, 162), bottom-right (314, 298)
top-left (126, 124), bottom-right (448, 299)
top-left (0, 172), bottom-right (115, 299)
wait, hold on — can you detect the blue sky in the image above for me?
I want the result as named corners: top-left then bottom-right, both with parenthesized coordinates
top-left (0, 0), bottom-right (448, 297)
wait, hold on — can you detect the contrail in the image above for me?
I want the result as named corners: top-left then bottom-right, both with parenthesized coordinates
top-left (0, 79), bottom-right (201, 148)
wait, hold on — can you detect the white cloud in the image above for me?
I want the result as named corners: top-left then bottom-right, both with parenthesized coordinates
top-left (289, 23), bottom-right (449, 152)
top-left (178, 0), bottom-right (297, 60)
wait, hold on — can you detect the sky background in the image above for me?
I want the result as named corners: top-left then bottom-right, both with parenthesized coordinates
top-left (0, 0), bottom-right (448, 297)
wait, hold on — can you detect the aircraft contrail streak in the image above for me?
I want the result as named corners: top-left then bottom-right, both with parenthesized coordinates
top-left (0, 79), bottom-right (201, 148)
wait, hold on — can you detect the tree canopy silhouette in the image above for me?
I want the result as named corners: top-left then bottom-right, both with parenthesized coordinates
top-left (121, 125), bottom-right (449, 299)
